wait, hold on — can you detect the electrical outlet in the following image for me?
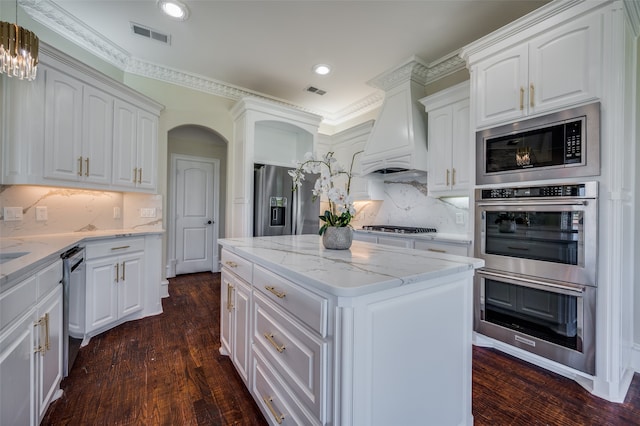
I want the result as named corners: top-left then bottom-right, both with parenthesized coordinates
top-left (3, 207), bottom-right (23, 221)
top-left (113, 207), bottom-right (121, 219)
top-left (455, 212), bottom-right (464, 225)
top-left (140, 208), bottom-right (156, 218)
top-left (36, 206), bottom-right (48, 221)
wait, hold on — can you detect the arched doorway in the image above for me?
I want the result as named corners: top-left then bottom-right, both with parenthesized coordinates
top-left (166, 125), bottom-right (228, 277)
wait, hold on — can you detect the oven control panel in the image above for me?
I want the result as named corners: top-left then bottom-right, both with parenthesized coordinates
top-left (479, 182), bottom-right (597, 200)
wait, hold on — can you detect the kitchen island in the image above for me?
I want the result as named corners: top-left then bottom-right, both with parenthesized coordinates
top-left (219, 235), bottom-right (483, 426)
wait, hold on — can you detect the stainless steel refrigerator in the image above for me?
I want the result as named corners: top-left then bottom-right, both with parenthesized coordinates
top-left (254, 164), bottom-right (320, 236)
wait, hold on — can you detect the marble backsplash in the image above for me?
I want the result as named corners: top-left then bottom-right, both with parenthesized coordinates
top-left (0, 185), bottom-right (163, 238)
top-left (349, 177), bottom-right (470, 235)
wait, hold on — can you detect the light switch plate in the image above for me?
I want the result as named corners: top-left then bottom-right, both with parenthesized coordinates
top-left (140, 208), bottom-right (156, 218)
top-left (455, 212), bottom-right (464, 225)
top-left (3, 207), bottom-right (23, 221)
top-left (113, 206), bottom-right (121, 219)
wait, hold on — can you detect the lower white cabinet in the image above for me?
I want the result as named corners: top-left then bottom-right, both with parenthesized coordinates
top-left (353, 231), bottom-right (470, 256)
top-left (84, 238), bottom-right (145, 335)
top-left (0, 259), bottom-right (63, 426)
top-left (220, 268), bottom-right (252, 385)
top-left (219, 246), bottom-right (475, 425)
top-left (414, 239), bottom-right (469, 256)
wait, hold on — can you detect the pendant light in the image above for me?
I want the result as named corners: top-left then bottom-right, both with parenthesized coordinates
top-left (0, 0), bottom-right (39, 81)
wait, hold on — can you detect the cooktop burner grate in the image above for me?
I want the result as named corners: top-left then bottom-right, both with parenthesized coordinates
top-left (362, 225), bottom-right (437, 234)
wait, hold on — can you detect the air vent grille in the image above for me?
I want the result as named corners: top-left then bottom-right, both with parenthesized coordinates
top-left (131, 22), bottom-right (171, 45)
top-left (306, 86), bottom-right (327, 96)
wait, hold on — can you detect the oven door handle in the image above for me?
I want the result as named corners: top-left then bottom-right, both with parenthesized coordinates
top-left (477, 269), bottom-right (587, 296)
top-left (476, 200), bottom-right (591, 207)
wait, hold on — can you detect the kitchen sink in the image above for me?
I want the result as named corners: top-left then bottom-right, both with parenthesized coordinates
top-left (0, 252), bottom-right (30, 265)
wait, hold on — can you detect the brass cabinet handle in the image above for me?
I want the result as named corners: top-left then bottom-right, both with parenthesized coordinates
top-left (452, 168), bottom-right (456, 186)
top-left (265, 286), bottom-right (286, 299)
top-left (44, 313), bottom-right (50, 351)
top-left (138, 168), bottom-right (142, 184)
top-left (121, 261), bottom-right (126, 281)
top-left (264, 332), bottom-right (286, 353)
top-left (530, 83), bottom-right (535, 108)
top-left (428, 248), bottom-right (447, 254)
top-left (115, 263), bottom-right (119, 283)
top-left (262, 396), bottom-right (284, 424)
top-left (85, 157), bottom-right (89, 176)
top-left (446, 169), bottom-right (450, 186)
top-left (78, 156), bottom-right (83, 176)
top-left (520, 87), bottom-right (525, 110)
top-left (110, 245), bottom-right (130, 251)
top-left (34, 316), bottom-right (46, 354)
top-left (225, 261), bottom-right (238, 268)
top-left (133, 168), bottom-right (138, 183)
top-left (226, 282), bottom-right (234, 311)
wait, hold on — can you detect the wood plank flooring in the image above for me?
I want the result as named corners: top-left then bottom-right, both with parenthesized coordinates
top-left (43, 272), bottom-right (640, 425)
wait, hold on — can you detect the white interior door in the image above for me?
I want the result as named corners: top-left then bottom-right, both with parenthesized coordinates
top-left (174, 157), bottom-right (218, 274)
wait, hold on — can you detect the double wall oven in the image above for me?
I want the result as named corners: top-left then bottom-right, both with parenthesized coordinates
top-left (474, 182), bottom-right (597, 374)
top-left (473, 101), bottom-right (600, 376)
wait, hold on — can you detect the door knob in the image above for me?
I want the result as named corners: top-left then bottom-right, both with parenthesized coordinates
top-left (207, 220), bottom-right (213, 225)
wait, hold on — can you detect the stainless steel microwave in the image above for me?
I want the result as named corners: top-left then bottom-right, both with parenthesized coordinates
top-left (476, 102), bottom-right (600, 185)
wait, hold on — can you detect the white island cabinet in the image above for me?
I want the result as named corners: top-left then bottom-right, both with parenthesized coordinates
top-left (219, 235), bottom-right (483, 426)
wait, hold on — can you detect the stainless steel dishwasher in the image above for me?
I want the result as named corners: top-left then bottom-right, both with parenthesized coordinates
top-left (61, 246), bottom-right (85, 377)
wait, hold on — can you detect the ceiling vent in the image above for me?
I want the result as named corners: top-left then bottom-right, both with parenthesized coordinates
top-left (130, 22), bottom-right (171, 45)
top-left (306, 86), bottom-right (327, 96)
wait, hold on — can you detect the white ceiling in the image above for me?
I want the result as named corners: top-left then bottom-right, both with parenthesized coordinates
top-left (17, 0), bottom-right (549, 123)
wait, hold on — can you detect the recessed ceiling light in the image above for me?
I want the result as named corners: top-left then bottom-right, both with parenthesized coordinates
top-left (158, 0), bottom-right (190, 21)
top-left (313, 64), bottom-right (331, 76)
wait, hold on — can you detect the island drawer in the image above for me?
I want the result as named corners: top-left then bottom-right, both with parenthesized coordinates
top-left (253, 291), bottom-right (326, 420)
top-left (85, 237), bottom-right (145, 259)
top-left (221, 249), bottom-right (252, 283)
top-left (253, 265), bottom-right (327, 336)
top-left (1, 275), bottom-right (36, 332)
top-left (253, 347), bottom-right (321, 426)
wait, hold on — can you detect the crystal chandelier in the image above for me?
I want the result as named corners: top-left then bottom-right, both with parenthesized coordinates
top-left (0, 1), bottom-right (39, 81)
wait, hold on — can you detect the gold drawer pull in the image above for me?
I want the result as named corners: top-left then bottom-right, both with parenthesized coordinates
top-left (44, 313), bottom-right (50, 351)
top-left (520, 87), bottom-right (524, 110)
top-left (115, 263), bottom-right (119, 282)
top-left (452, 168), bottom-right (456, 186)
top-left (111, 245), bottom-right (130, 250)
top-left (264, 333), bottom-right (286, 353)
top-left (265, 286), bottom-right (286, 299)
top-left (78, 156), bottom-right (83, 176)
top-left (85, 157), bottom-right (90, 176)
top-left (138, 168), bottom-right (143, 184)
top-left (225, 261), bottom-right (238, 268)
top-left (262, 396), bottom-right (284, 424)
top-left (427, 248), bottom-right (446, 253)
top-left (133, 168), bottom-right (138, 183)
top-left (226, 282), bottom-right (234, 311)
top-left (446, 169), bottom-right (450, 186)
top-left (121, 261), bottom-right (126, 281)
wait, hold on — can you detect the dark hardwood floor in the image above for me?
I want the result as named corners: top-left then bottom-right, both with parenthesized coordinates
top-left (43, 272), bottom-right (640, 425)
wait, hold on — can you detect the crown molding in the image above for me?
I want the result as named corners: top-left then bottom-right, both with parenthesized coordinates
top-left (20, 0), bottom-right (467, 126)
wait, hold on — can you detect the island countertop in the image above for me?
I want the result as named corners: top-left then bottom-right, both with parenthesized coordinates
top-left (219, 234), bottom-right (484, 297)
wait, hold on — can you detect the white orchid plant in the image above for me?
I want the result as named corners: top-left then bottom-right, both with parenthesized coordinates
top-left (289, 151), bottom-right (362, 235)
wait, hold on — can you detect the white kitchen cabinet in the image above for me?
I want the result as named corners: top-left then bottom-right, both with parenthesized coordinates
top-left (471, 12), bottom-right (602, 128)
top-left (112, 99), bottom-right (158, 191)
top-left (0, 259), bottom-right (63, 426)
top-left (421, 81), bottom-right (470, 196)
top-left (414, 239), bottom-right (469, 256)
top-left (0, 72), bottom-right (46, 185)
top-left (43, 67), bottom-right (112, 186)
top-left (85, 239), bottom-right (145, 335)
top-left (220, 250), bottom-right (252, 385)
top-left (331, 120), bottom-right (383, 201)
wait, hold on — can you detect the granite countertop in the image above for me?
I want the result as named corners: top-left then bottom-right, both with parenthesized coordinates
top-left (0, 228), bottom-right (164, 289)
top-left (219, 235), bottom-right (483, 297)
top-left (353, 229), bottom-right (472, 244)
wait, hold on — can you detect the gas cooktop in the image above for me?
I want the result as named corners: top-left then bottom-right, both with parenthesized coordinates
top-left (361, 225), bottom-right (437, 234)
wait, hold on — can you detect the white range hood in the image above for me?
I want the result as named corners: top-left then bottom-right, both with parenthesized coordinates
top-left (361, 57), bottom-right (429, 176)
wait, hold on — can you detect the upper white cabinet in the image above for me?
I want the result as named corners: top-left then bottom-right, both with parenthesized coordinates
top-left (44, 67), bottom-right (113, 186)
top-left (112, 100), bottom-right (158, 191)
top-left (1, 43), bottom-right (162, 192)
top-left (330, 120), bottom-right (383, 201)
top-left (469, 12), bottom-right (602, 128)
top-left (1, 71), bottom-right (46, 185)
top-left (421, 81), bottom-right (471, 196)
